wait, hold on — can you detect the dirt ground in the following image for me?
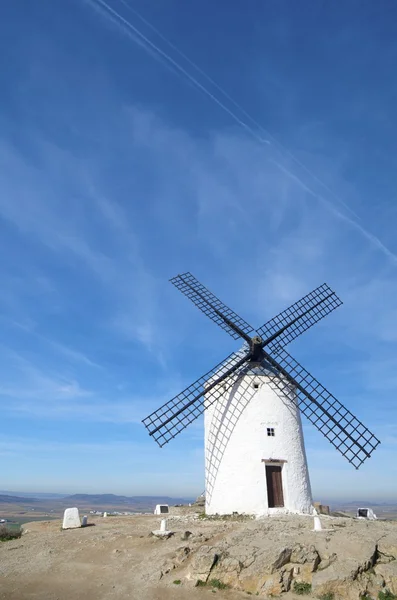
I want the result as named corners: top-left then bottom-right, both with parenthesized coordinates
top-left (0, 513), bottom-right (252, 600)
top-left (2, 510), bottom-right (387, 600)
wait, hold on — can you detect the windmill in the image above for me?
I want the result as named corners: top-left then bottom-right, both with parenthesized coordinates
top-left (143, 273), bottom-right (380, 516)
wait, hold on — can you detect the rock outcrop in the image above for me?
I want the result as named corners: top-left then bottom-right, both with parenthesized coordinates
top-left (3, 511), bottom-right (397, 600)
top-left (166, 515), bottom-right (397, 599)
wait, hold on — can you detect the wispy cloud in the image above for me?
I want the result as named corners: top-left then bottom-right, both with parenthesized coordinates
top-left (0, 348), bottom-right (92, 402)
top-left (87, 0), bottom-right (397, 269)
top-left (0, 137), bottom-right (164, 359)
top-left (2, 319), bottom-right (101, 369)
top-left (1, 0), bottom-right (396, 498)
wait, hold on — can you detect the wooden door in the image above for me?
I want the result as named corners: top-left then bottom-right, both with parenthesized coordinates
top-left (266, 465), bottom-right (284, 508)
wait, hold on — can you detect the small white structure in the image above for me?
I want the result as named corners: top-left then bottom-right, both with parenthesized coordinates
top-left (103, 512), bottom-right (107, 518)
top-left (205, 357), bottom-right (312, 516)
top-left (62, 507), bottom-right (81, 529)
top-left (152, 518), bottom-right (173, 538)
top-left (313, 514), bottom-right (323, 531)
top-left (82, 515), bottom-right (88, 527)
top-left (357, 507), bottom-right (377, 520)
top-left (154, 504), bottom-right (169, 515)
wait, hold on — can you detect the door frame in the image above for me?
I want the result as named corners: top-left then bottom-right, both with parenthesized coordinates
top-left (264, 461), bottom-right (286, 509)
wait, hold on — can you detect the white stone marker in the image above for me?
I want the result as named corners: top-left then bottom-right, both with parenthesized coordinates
top-left (152, 518), bottom-right (173, 538)
top-left (82, 515), bottom-right (88, 527)
top-left (62, 507), bottom-right (81, 529)
top-left (313, 515), bottom-right (322, 531)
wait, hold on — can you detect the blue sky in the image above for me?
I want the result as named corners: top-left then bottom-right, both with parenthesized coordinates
top-left (1, 0), bottom-right (397, 501)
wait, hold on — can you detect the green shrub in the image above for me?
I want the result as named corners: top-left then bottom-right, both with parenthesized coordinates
top-left (209, 578), bottom-right (229, 589)
top-left (195, 579), bottom-right (207, 587)
top-left (319, 593), bottom-right (334, 600)
top-left (293, 581), bottom-right (312, 595)
top-left (379, 591), bottom-right (397, 600)
top-left (173, 580), bottom-right (181, 585)
top-left (0, 525), bottom-right (22, 542)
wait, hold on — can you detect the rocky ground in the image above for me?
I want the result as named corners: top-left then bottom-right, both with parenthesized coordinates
top-left (0, 510), bottom-right (396, 600)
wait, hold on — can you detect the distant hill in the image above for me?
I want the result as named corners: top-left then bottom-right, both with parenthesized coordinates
top-left (0, 494), bottom-right (36, 503)
top-left (64, 494), bottom-right (192, 506)
top-left (332, 501), bottom-right (391, 508)
top-left (0, 491), bottom-right (194, 509)
top-left (0, 490), bottom-right (65, 500)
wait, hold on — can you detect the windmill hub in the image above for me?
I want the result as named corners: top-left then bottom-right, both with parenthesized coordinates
top-left (249, 335), bottom-right (264, 363)
top-left (143, 272), bottom-right (380, 517)
top-left (249, 335), bottom-right (264, 361)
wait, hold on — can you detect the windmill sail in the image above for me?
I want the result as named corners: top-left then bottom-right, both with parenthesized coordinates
top-left (170, 272), bottom-right (253, 341)
top-left (142, 349), bottom-right (250, 447)
top-left (143, 272), bottom-right (379, 470)
top-left (262, 348), bottom-right (381, 469)
top-left (258, 283), bottom-right (342, 354)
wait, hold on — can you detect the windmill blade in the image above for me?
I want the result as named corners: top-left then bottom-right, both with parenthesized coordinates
top-left (170, 272), bottom-right (253, 342)
top-left (262, 348), bottom-right (380, 469)
top-left (142, 350), bottom-right (251, 447)
top-left (258, 283), bottom-right (342, 355)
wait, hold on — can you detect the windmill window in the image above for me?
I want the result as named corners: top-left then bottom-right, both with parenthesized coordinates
top-left (253, 381), bottom-right (260, 390)
top-left (267, 427), bottom-right (275, 437)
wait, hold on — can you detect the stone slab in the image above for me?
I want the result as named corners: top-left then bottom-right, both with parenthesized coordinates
top-left (62, 507), bottom-right (81, 529)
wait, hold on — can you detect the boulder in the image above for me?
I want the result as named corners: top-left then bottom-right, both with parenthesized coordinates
top-left (238, 545), bottom-right (289, 593)
top-left (290, 543), bottom-right (320, 568)
top-left (261, 567), bottom-right (294, 595)
top-left (375, 562), bottom-right (397, 594)
top-left (193, 495), bottom-right (205, 508)
top-left (317, 553), bottom-right (337, 571)
top-left (189, 545), bottom-right (221, 582)
top-left (212, 557), bottom-right (242, 587)
top-left (174, 546), bottom-right (191, 566)
top-left (272, 547), bottom-right (292, 571)
top-left (377, 534), bottom-right (397, 563)
top-left (312, 546), bottom-right (377, 600)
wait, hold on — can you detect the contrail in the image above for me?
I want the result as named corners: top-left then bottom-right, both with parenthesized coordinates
top-left (87, 0), bottom-right (397, 265)
top-left (116, 0), bottom-right (359, 220)
top-left (273, 160), bottom-right (397, 265)
top-left (88, 0), bottom-right (267, 143)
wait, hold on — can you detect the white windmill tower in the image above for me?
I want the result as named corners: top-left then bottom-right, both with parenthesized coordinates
top-left (143, 273), bottom-right (380, 517)
top-left (204, 356), bottom-right (312, 516)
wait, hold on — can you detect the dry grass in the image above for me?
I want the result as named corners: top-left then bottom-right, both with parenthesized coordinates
top-left (0, 524), bottom-right (22, 542)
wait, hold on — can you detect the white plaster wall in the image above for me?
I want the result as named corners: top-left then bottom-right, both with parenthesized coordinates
top-left (204, 368), bottom-right (312, 516)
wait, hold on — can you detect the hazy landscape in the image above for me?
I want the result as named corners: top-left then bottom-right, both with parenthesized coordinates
top-left (1, 491), bottom-right (397, 529)
top-left (0, 491), bottom-right (195, 528)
